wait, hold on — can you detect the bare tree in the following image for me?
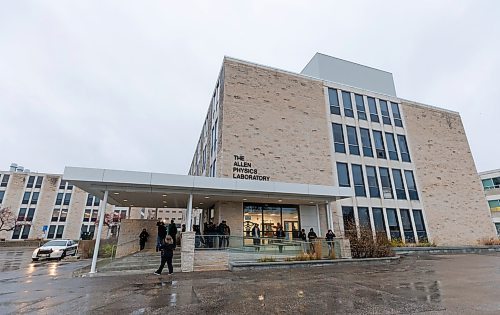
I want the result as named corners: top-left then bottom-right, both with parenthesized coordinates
top-left (0, 207), bottom-right (17, 232)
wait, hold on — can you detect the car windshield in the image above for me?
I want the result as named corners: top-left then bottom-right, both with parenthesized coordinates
top-left (43, 241), bottom-right (67, 247)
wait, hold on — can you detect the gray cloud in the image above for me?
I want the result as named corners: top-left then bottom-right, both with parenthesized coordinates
top-left (1, 0), bottom-right (498, 174)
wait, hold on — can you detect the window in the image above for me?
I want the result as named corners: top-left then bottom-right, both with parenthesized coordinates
top-left (366, 166), bottom-right (380, 198)
top-left (372, 208), bottom-right (386, 236)
top-left (495, 223), bottom-right (500, 236)
top-left (31, 192), bottom-right (39, 205)
top-left (17, 208), bottom-right (27, 221)
top-left (56, 225), bottom-right (64, 239)
top-left (27, 176), bottom-right (35, 188)
top-left (488, 200), bottom-right (500, 211)
top-left (372, 130), bottom-right (386, 159)
top-left (379, 167), bottom-right (393, 199)
top-left (1, 174), bottom-right (10, 187)
top-left (332, 123), bottom-right (346, 153)
top-left (337, 163), bottom-right (350, 187)
top-left (56, 193), bottom-right (63, 205)
top-left (368, 97), bottom-right (379, 122)
top-left (379, 100), bottom-right (391, 125)
top-left (47, 225), bottom-right (56, 239)
top-left (386, 208), bottom-right (401, 239)
top-left (342, 206), bottom-right (356, 238)
top-left (357, 207), bottom-right (371, 230)
top-left (404, 170), bottom-right (419, 200)
top-left (86, 194), bottom-right (94, 207)
top-left (355, 94), bottom-right (367, 120)
top-left (35, 176), bottom-right (43, 188)
top-left (385, 132), bottom-right (399, 161)
top-left (412, 209), bottom-right (428, 242)
top-left (93, 197), bottom-right (100, 206)
top-left (0, 191), bottom-right (4, 204)
top-left (341, 91), bottom-right (354, 117)
top-left (22, 192), bottom-right (30, 204)
top-left (397, 135), bottom-right (411, 162)
top-left (59, 180), bottom-right (66, 190)
top-left (352, 164), bottom-right (366, 197)
top-left (328, 88), bottom-right (341, 115)
top-left (51, 209), bottom-right (60, 222)
top-left (20, 225), bottom-right (31, 239)
top-left (63, 193), bottom-right (71, 205)
top-left (12, 225), bottom-right (22, 239)
top-left (482, 177), bottom-right (500, 190)
top-left (60, 209), bottom-right (68, 222)
top-left (392, 169), bottom-right (407, 200)
top-left (391, 102), bottom-right (403, 127)
top-left (400, 209), bottom-right (415, 243)
top-left (91, 210), bottom-right (98, 222)
top-left (346, 126), bottom-right (360, 155)
top-left (359, 128), bottom-right (373, 157)
top-left (83, 209), bottom-right (91, 222)
top-left (67, 185), bottom-right (73, 190)
top-left (26, 208), bottom-right (35, 221)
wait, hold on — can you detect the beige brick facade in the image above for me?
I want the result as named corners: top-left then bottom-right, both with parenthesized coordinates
top-left (402, 101), bottom-right (496, 244)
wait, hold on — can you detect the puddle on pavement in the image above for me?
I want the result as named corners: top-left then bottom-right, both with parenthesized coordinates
top-left (397, 280), bottom-right (441, 303)
top-left (131, 280), bottom-right (199, 307)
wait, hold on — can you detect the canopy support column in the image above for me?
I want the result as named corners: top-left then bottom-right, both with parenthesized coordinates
top-left (90, 189), bottom-right (108, 274)
top-left (186, 193), bottom-right (193, 232)
top-left (326, 201), bottom-right (334, 231)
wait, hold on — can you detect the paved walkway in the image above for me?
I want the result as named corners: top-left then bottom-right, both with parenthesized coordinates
top-left (1, 248), bottom-right (500, 314)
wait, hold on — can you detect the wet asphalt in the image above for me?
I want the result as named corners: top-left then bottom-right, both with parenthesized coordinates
top-left (1, 247), bottom-right (500, 314)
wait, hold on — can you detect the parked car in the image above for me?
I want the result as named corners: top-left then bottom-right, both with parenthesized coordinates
top-left (32, 239), bottom-right (78, 261)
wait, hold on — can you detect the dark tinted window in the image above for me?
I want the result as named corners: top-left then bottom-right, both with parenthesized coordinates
top-left (412, 209), bottom-right (428, 242)
top-left (342, 206), bottom-right (355, 238)
top-left (359, 128), bottom-right (373, 157)
top-left (352, 164), bottom-right (366, 197)
top-left (400, 209), bottom-right (415, 243)
top-left (379, 168), bottom-right (393, 199)
top-left (86, 195), bottom-right (93, 206)
top-left (20, 225), bottom-right (31, 239)
top-left (63, 193), bottom-right (71, 205)
top-left (47, 225), bottom-right (56, 239)
top-left (368, 97), bottom-right (379, 122)
top-left (385, 132), bottom-right (399, 161)
top-left (0, 191), bottom-right (4, 203)
top-left (332, 123), bottom-right (346, 153)
top-left (357, 207), bottom-right (371, 230)
top-left (35, 177), bottom-right (43, 188)
top-left (355, 94), bottom-right (367, 120)
top-left (27, 176), bottom-right (35, 188)
top-left (12, 225), bottom-right (22, 239)
top-left (392, 169), bottom-right (407, 200)
top-left (55, 193), bottom-right (63, 205)
top-left (372, 130), bottom-right (386, 159)
top-left (366, 166), bottom-right (380, 198)
top-left (404, 170), bottom-right (419, 200)
top-left (386, 208), bottom-right (401, 239)
top-left (31, 192), bottom-right (39, 205)
top-left (17, 208), bottom-right (27, 221)
top-left (346, 126), bottom-right (360, 155)
top-left (26, 208), bottom-right (35, 221)
top-left (379, 100), bottom-right (391, 125)
top-left (372, 208), bottom-right (386, 235)
top-left (22, 192), bottom-right (30, 204)
top-left (391, 102), bottom-right (403, 127)
top-left (337, 162), bottom-right (350, 187)
top-left (341, 91), bottom-right (354, 117)
top-left (328, 88), bottom-right (341, 115)
top-left (1, 174), bottom-right (10, 187)
top-left (397, 135), bottom-right (411, 162)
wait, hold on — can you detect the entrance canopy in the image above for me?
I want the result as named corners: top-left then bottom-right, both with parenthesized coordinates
top-left (63, 167), bottom-right (354, 209)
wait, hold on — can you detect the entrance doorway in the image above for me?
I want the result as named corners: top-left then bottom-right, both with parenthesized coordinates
top-left (243, 203), bottom-right (300, 241)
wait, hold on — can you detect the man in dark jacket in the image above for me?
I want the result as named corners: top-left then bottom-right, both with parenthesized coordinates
top-left (308, 228), bottom-right (318, 254)
top-left (156, 221), bottom-right (166, 252)
top-left (168, 219), bottom-right (178, 248)
top-left (218, 220), bottom-right (231, 248)
top-left (139, 228), bottom-right (149, 251)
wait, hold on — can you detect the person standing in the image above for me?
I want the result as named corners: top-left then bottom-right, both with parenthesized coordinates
top-left (168, 219), bottom-right (178, 248)
top-left (325, 229), bottom-right (336, 257)
top-left (299, 228), bottom-right (307, 253)
top-left (156, 221), bottom-right (166, 252)
top-left (275, 224), bottom-right (285, 253)
top-left (154, 235), bottom-right (175, 275)
top-left (139, 228), bottom-right (149, 251)
top-left (251, 223), bottom-right (261, 251)
top-left (308, 228), bottom-right (318, 254)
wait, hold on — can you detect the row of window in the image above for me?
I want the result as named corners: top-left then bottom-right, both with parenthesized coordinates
top-left (0, 174), bottom-right (9, 187)
top-left (26, 176), bottom-right (43, 189)
top-left (47, 225), bottom-right (65, 239)
top-left (12, 224), bottom-right (31, 239)
top-left (86, 195), bottom-right (100, 207)
top-left (17, 207), bottom-right (36, 221)
top-left (337, 162), bottom-right (419, 200)
top-left (51, 208), bottom-right (68, 222)
top-left (22, 191), bottom-right (39, 205)
top-left (55, 192), bottom-right (72, 206)
top-left (328, 88), bottom-right (403, 127)
top-left (83, 209), bottom-right (99, 222)
top-left (59, 180), bottom-right (73, 190)
top-left (332, 123), bottom-right (411, 162)
top-left (482, 177), bottom-right (500, 190)
top-left (342, 206), bottom-right (427, 242)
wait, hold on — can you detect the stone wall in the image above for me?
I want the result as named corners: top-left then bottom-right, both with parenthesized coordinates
top-left (402, 101), bottom-right (497, 245)
top-left (194, 250), bottom-right (229, 271)
top-left (218, 59), bottom-right (334, 186)
top-left (115, 219), bottom-right (157, 258)
top-left (216, 201), bottom-right (243, 237)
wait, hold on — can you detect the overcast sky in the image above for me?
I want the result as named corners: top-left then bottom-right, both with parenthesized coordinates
top-left (1, 0), bottom-right (499, 175)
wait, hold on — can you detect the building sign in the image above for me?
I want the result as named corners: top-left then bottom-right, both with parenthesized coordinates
top-left (232, 155), bottom-right (270, 181)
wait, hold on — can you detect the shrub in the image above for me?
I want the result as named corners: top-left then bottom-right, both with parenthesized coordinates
top-left (347, 223), bottom-right (394, 258)
top-left (480, 237), bottom-right (500, 246)
top-left (257, 256), bottom-right (276, 262)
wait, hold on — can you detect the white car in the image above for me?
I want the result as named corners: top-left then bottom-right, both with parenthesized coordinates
top-left (32, 239), bottom-right (78, 261)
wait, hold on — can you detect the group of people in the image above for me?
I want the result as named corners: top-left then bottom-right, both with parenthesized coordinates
top-left (196, 220), bottom-right (231, 248)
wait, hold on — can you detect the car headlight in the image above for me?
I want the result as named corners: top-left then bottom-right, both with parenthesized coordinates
top-left (53, 249), bottom-right (62, 252)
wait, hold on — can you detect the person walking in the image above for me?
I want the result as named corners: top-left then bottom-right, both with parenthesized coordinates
top-left (139, 228), bottom-right (149, 251)
top-left (154, 235), bottom-right (175, 275)
top-left (156, 221), bottom-right (166, 252)
top-left (168, 219), bottom-right (178, 248)
top-left (325, 229), bottom-right (336, 257)
top-left (308, 228), bottom-right (318, 254)
top-left (251, 223), bottom-right (261, 251)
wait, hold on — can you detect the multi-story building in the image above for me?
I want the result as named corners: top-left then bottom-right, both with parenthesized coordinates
top-left (0, 165), bottom-right (185, 241)
top-left (188, 53), bottom-right (496, 245)
top-left (479, 169), bottom-right (500, 236)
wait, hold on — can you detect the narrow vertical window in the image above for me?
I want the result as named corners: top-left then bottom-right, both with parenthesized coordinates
top-left (379, 167), bottom-right (393, 199)
top-left (56, 193), bottom-right (63, 205)
top-left (1, 174), bottom-right (10, 187)
top-left (55, 225), bottom-right (64, 239)
top-left (26, 208), bottom-right (35, 221)
top-left (12, 225), bottom-right (22, 239)
top-left (341, 91), bottom-right (354, 117)
top-left (372, 130), bottom-right (386, 159)
top-left (337, 162), bottom-right (350, 187)
top-left (372, 208), bottom-right (386, 237)
top-left (332, 123), bottom-right (346, 153)
top-left (392, 169), bottom-right (407, 200)
top-left (31, 192), bottom-right (39, 205)
top-left (86, 195), bottom-right (93, 206)
top-left (27, 176), bottom-right (35, 188)
top-left (47, 225), bottom-right (56, 239)
top-left (22, 192), bottom-right (30, 204)
top-left (397, 135), bottom-right (411, 162)
top-left (368, 97), bottom-right (379, 122)
top-left (385, 132), bottom-right (399, 161)
top-left (17, 208), bottom-right (27, 221)
top-left (355, 94), bottom-right (367, 120)
top-left (359, 128), bottom-right (373, 157)
top-left (35, 176), bottom-right (43, 188)
top-left (386, 208), bottom-right (401, 239)
top-left (366, 166), bottom-right (380, 198)
top-left (391, 102), bottom-right (403, 127)
top-left (20, 225), bottom-right (31, 239)
top-left (412, 209), bottom-right (428, 242)
top-left (357, 207), bottom-right (371, 230)
top-left (328, 88), bottom-right (341, 115)
top-left (352, 164), bottom-right (366, 197)
top-left (400, 209), bottom-right (415, 242)
top-left (379, 100), bottom-right (391, 125)
top-left (342, 206), bottom-right (356, 238)
top-left (0, 191), bottom-right (4, 204)
top-left (63, 193), bottom-right (71, 206)
top-left (52, 209), bottom-right (60, 222)
top-left (346, 126), bottom-right (360, 155)
top-left (94, 197), bottom-right (100, 206)
top-left (404, 170), bottom-right (419, 200)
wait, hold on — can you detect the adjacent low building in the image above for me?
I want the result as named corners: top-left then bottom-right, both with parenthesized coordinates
top-left (479, 169), bottom-right (500, 236)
